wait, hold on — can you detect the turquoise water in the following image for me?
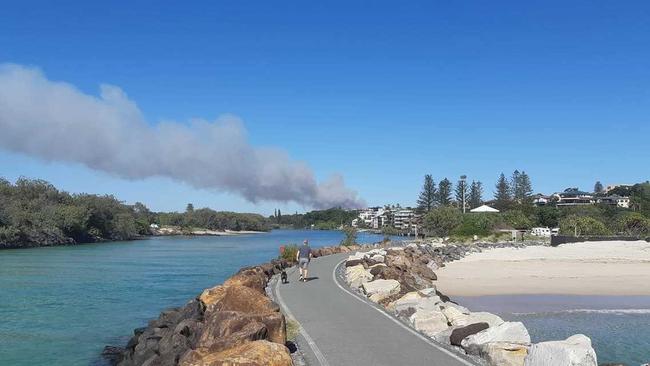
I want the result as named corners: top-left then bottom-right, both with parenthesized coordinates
top-left (0, 230), bottom-right (395, 366)
top-left (457, 295), bottom-right (650, 365)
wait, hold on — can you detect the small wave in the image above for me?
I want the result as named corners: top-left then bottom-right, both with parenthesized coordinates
top-left (512, 308), bottom-right (650, 316)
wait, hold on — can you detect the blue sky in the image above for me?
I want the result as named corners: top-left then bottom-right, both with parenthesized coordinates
top-left (1, 1), bottom-right (649, 214)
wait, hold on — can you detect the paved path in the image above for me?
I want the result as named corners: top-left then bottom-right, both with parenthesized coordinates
top-left (274, 252), bottom-right (478, 366)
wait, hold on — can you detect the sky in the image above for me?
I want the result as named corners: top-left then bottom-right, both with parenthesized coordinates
top-left (1, 1), bottom-right (649, 214)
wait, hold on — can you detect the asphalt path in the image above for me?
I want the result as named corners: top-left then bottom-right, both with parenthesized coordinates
top-left (273, 252), bottom-right (478, 366)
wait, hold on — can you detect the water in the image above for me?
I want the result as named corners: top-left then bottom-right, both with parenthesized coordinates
top-left (456, 295), bottom-right (650, 365)
top-left (0, 229), bottom-right (396, 366)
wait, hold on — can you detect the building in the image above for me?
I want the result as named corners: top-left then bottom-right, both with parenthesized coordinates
top-left (393, 209), bottom-right (415, 230)
top-left (605, 184), bottom-right (633, 194)
top-left (553, 188), bottom-right (595, 206)
top-left (532, 194), bottom-right (551, 206)
top-left (597, 195), bottom-right (631, 208)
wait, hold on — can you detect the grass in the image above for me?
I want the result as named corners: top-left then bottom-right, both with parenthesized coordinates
top-left (286, 318), bottom-right (300, 341)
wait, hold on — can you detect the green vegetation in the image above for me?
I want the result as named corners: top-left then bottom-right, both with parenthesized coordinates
top-left (422, 207), bottom-right (463, 237)
top-left (340, 226), bottom-right (357, 246)
top-left (416, 174), bottom-right (436, 213)
top-left (0, 178), bottom-right (152, 248)
top-left (271, 207), bottom-right (358, 230)
top-left (0, 177), bottom-right (271, 249)
top-left (559, 215), bottom-right (610, 236)
top-left (279, 244), bottom-right (299, 263)
top-left (286, 318), bottom-right (301, 341)
top-left (157, 208), bottom-right (270, 232)
top-left (416, 172), bottom-right (650, 240)
top-left (437, 178), bottom-right (453, 206)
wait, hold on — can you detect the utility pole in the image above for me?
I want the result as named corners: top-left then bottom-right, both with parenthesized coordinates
top-left (460, 175), bottom-right (467, 214)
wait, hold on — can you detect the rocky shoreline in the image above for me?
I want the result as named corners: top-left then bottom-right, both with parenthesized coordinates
top-left (103, 243), bottom-right (374, 366)
top-left (341, 240), bottom-right (614, 366)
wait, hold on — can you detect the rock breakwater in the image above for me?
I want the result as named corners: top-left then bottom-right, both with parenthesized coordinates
top-left (342, 241), bottom-right (602, 366)
top-left (105, 243), bottom-right (374, 366)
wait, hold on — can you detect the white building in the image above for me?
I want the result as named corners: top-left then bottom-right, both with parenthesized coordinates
top-left (597, 195), bottom-right (630, 208)
top-left (393, 209), bottom-right (415, 230)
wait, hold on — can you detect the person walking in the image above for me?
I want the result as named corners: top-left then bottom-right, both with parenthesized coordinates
top-left (296, 239), bottom-right (312, 282)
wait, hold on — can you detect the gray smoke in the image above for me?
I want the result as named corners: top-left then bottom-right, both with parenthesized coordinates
top-left (0, 64), bottom-right (364, 209)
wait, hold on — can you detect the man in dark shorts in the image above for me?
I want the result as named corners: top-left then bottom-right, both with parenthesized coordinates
top-left (296, 239), bottom-right (312, 282)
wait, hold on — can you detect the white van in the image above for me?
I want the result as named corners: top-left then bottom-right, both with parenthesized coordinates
top-left (531, 227), bottom-right (551, 237)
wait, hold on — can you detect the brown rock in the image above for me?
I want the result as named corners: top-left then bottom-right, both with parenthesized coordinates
top-left (199, 285), bottom-right (279, 315)
top-left (224, 267), bottom-right (268, 293)
top-left (199, 311), bottom-right (286, 348)
top-left (180, 340), bottom-right (292, 366)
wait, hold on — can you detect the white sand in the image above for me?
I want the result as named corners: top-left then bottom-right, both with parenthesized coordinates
top-left (435, 241), bottom-right (650, 296)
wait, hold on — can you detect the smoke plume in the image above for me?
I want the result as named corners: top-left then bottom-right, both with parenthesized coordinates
top-left (0, 64), bottom-right (364, 209)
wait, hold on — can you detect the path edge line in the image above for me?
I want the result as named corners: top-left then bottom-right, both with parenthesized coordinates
top-left (274, 269), bottom-right (331, 366)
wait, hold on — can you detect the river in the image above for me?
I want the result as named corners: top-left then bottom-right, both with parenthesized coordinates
top-left (0, 229), bottom-right (398, 366)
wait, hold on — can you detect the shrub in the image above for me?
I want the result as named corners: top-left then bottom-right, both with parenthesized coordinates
top-left (559, 215), bottom-right (610, 236)
top-left (615, 212), bottom-right (650, 236)
top-left (280, 244), bottom-right (299, 263)
top-left (453, 213), bottom-right (498, 237)
top-left (423, 207), bottom-right (463, 237)
top-left (503, 210), bottom-right (533, 230)
top-left (340, 226), bottom-right (357, 246)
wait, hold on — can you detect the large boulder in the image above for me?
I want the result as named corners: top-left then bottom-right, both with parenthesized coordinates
top-left (199, 285), bottom-right (279, 315)
top-left (466, 312), bottom-right (505, 328)
top-left (198, 310), bottom-right (286, 350)
top-left (368, 263), bottom-right (387, 276)
top-left (180, 340), bottom-right (292, 366)
top-left (345, 253), bottom-right (366, 267)
top-left (387, 290), bottom-right (442, 318)
top-left (441, 305), bottom-right (470, 327)
top-left (409, 309), bottom-right (449, 337)
top-left (224, 267), bottom-right (268, 293)
top-left (461, 321), bottom-right (531, 355)
top-left (362, 279), bottom-right (401, 303)
top-left (524, 334), bottom-right (597, 366)
top-left (482, 342), bottom-right (529, 366)
top-left (450, 322), bottom-right (489, 346)
top-left (345, 264), bottom-right (373, 288)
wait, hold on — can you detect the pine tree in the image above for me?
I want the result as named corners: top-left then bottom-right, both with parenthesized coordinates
top-left (511, 170), bottom-right (521, 201)
top-left (277, 209), bottom-right (282, 224)
top-left (437, 178), bottom-right (453, 206)
top-left (454, 178), bottom-right (468, 211)
top-left (494, 173), bottom-right (511, 209)
top-left (594, 181), bottom-right (604, 194)
top-left (186, 203), bottom-right (194, 213)
top-left (417, 174), bottom-right (437, 213)
top-left (469, 180), bottom-right (483, 208)
top-left (519, 171), bottom-right (533, 202)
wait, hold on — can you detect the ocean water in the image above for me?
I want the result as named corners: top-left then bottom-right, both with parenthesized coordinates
top-left (0, 229), bottom-right (396, 366)
top-left (456, 295), bottom-right (650, 365)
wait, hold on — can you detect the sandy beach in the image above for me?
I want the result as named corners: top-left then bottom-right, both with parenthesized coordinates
top-left (435, 240), bottom-right (650, 296)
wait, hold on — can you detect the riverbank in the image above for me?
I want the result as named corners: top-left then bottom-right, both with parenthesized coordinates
top-left (435, 240), bottom-right (650, 296)
top-left (152, 226), bottom-right (266, 236)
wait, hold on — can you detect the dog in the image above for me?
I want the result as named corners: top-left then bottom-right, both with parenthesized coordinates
top-left (280, 270), bottom-right (288, 284)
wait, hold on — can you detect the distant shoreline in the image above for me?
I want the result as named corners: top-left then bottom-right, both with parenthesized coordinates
top-left (151, 226), bottom-right (266, 237)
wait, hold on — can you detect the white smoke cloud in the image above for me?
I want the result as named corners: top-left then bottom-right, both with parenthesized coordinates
top-left (0, 64), bottom-right (365, 209)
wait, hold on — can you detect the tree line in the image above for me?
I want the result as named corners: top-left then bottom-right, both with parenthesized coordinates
top-left (416, 173), bottom-right (649, 238)
top-left (0, 178), bottom-right (270, 249)
top-left (417, 170), bottom-right (533, 213)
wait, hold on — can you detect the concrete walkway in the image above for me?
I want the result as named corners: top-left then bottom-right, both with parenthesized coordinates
top-left (274, 252), bottom-right (478, 366)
